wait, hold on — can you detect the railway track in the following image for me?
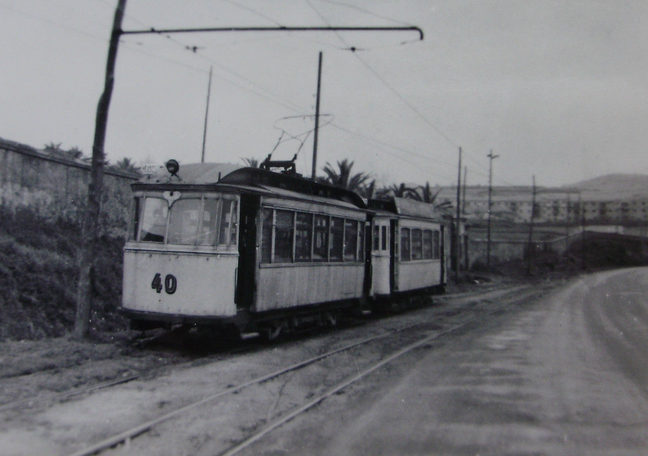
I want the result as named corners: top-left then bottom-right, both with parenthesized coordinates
top-left (48, 282), bottom-right (549, 456)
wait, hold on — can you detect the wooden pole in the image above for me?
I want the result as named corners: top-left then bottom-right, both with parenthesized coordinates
top-left (75, 0), bottom-right (127, 339)
top-left (454, 147), bottom-right (462, 283)
top-left (526, 175), bottom-right (536, 275)
top-left (486, 150), bottom-right (498, 270)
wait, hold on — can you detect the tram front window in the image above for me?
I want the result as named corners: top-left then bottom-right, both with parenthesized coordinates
top-left (168, 199), bottom-right (201, 245)
top-left (140, 198), bottom-right (168, 243)
top-left (137, 195), bottom-right (238, 246)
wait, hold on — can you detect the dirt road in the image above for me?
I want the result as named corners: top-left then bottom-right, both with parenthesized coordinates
top-left (249, 268), bottom-right (648, 455)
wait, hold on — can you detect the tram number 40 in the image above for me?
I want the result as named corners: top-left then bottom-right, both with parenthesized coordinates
top-left (151, 273), bottom-right (177, 295)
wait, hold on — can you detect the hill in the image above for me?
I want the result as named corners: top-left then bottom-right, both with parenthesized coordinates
top-left (565, 174), bottom-right (648, 200)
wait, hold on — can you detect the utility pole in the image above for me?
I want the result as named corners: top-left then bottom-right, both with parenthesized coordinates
top-left (75, 0), bottom-right (128, 339)
top-left (462, 166), bottom-right (468, 215)
top-left (201, 66), bottom-right (213, 163)
top-left (312, 52), bottom-right (323, 179)
top-left (486, 150), bottom-right (499, 271)
top-left (454, 147), bottom-right (462, 283)
top-left (527, 175), bottom-right (536, 275)
top-left (579, 193), bottom-right (586, 270)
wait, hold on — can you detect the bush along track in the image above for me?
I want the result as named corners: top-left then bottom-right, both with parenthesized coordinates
top-left (0, 207), bottom-right (128, 340)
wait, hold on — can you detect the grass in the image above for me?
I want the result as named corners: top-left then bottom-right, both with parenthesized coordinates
top-left (0, 207), bottom-right (127, 340)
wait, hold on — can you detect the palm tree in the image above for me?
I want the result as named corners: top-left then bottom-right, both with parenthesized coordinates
top-left (241, 157), bottom-right (260, 168)
top-left (408, 182), bottom-right (442, 204)
top-left (377, 182), bottom-right (417, 199)
top-left (359, 179), bottom-right (377, 199)
top-left (66, 147), bottom-right (85, 160)
top-left (44, 142), bottom-right (63, 152)
top-left (114, 157), bottom-right (140, 173)
top-left (321, 159), bottom-right (370, 193)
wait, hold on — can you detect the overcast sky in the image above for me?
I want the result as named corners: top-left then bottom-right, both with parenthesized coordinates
top-left (1, 0), bottom-right (647, 188)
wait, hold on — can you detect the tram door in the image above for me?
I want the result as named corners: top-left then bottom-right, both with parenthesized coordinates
top-left (371, 218), bottom-right (391, 296)
top-left (236, 195), bottom-right (259, 310)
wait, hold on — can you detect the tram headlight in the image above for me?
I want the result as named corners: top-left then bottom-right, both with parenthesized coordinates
top-left (166, 159), bottom-right (180, 176)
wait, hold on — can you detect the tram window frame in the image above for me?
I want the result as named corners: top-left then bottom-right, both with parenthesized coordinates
top-left (372, 225), bottom-right (380, 251)
top-left (330, 217), bottom-right (344, 262)
top-left (411, 228), bottom-right (423, 260)
top-left (295, 212), bottom-right (313, 262)
top-left (344, 219), bottom-right (358, 262)
top-left (259, 207), bottom-right (365, 265)
top-left (313, 215), bottom-right (329, 262)
top-left (400, 227), bottom-right (411, 261)
top-left (423, 229), bottom-right (433, 259)
top-left (274, 210), bottom-right (294, 263)
top-left (199, 198), bottom-right (220, 246)
top-left (433, 230), bottom-right (441, 259)
top-left (359, 222), bottom-right (366, 261)
top-left (261, 208), bottom-right (274, 263)
top-left (167, 197), bottom-right (203, 245)
top-left (139, 197), bottom-right (169, 244)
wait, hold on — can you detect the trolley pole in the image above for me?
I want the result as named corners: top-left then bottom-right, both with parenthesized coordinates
top-left (486, 150), bottom-right (498, 271)
top-left (312, 52), bottom-right (323, 179)
top-left (201, 66), bottom-right (213, 163)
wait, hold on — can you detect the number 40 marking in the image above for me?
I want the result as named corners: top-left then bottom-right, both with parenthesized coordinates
top-left (151, 273), bottom-right (177, 294)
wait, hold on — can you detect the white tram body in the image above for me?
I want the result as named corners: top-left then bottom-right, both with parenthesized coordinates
top-left (121, 162), bottom-right (446, 335)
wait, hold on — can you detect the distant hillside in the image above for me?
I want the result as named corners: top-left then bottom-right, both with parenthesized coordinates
top-left (564, 174), bottom-right (648, 200)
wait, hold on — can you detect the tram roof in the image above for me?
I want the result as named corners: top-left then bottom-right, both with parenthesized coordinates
top-left (134, 163), bottom-right (367, 209)
top-left (369, 197), bottom-right (440, 221)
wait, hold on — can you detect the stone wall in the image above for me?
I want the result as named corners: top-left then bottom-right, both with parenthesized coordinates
top-left (0, 137), bottom-right (139, 237)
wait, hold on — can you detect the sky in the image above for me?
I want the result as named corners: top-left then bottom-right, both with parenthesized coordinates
top-left (1, 0), bottom-right (647, 188)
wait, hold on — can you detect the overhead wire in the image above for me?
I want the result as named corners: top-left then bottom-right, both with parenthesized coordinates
top-left (304, 0), bottom-right (499, 180)
top-left (13, 0), bottom-right (492, 183)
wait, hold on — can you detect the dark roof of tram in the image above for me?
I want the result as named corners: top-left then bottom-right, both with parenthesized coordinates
top-left (133, 163), bottom-right (367, 209)
top-left (220, 167), bottom-right (367, 208)
top-left (369, 197), bottom-right (440, 220)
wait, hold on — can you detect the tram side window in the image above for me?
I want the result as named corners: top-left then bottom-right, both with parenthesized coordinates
top-left (433, 230), bottom-right (441, 259)
top-left (199, 199), bottom-right (219, 245)
top-left (344, 220), bottom-right (358, 261)
top-left (295, 213), bottom-right (313, 262)
top-left (131, 198), bottom-right (141, 241)
top-left (261, 209), bottom-right (273, 263)
top-left (274, 210), bottom-right (294, 263)
top-left (330, 217), bottom-right (344, 261)
top-left (140, 198), bottom-right (168, 243)
top-left (313, 215), bottom-right (329, 261)
top-left (372, 225), bottom-right (380, 251)
top-left (219, 199), bottom-right (238, 245)
top-left (359, 222), bottom-right (365, 261)
top-left (168, 199), bottom-right (201, 245)
top-left (381, 226), bottom-right (388, 251)
top-left (400, 227), bottom-right (411, 261)
top-left (423, 230), bottom-right (433, 259)
top-left (411, 229), bottom-right (423, 260)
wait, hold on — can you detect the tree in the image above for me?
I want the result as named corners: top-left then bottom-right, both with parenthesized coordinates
top-left (44, 142), bottom-right (64, 152)
top-left (377, 182), bottom-right (417, 199)
top-left (113, 157), bottom-right (140, 173)
top-left (67, 147), bottom-right (85, 160)
top-left (408, 182), bottom-right (441, 204)
top-left (321, 159), bottom-right (370, 193)
top-left (241, 157), bottom-right (260, 168)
